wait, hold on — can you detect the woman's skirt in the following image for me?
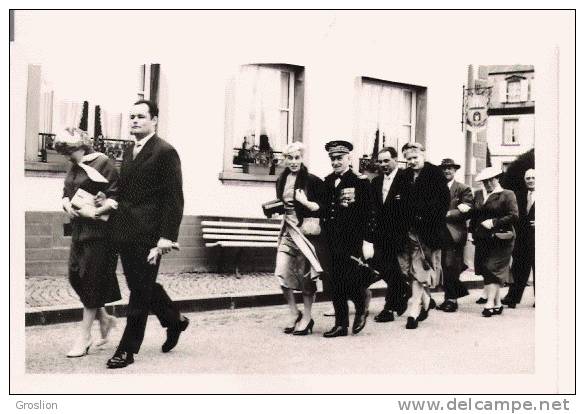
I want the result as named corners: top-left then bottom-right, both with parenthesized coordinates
top-left (274, 217), bottom-right (323, 295)
top-left (68, 239), bottom-right (121, 308)
top-left (397, 230), bottom-right (442, 288)
top-left (474, 238), bottom-right (515, 285)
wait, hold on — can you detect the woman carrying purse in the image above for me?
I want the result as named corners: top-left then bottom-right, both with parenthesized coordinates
top-left (55, 128), bottom-right (122, 357)
top-left (469, 167), bottom-right (519, 317)
top-left (273, 142), bottom-right (326, 336)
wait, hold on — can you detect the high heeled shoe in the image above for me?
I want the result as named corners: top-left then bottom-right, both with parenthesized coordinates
top-left (95, 316), bottom-right (118, 347)
top-left (283, 311), bottom-right (302, 334)
top-left (493, 306), bottom-right (504, 315)
top-left (481, 308), bottom-right (495, 317)
top-left (293, 319), bottom-right (314, 335)
top-left (66, 337), bottom-right (92, 358)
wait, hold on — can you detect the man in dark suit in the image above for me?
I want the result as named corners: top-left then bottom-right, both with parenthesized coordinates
top-left (398, 143), bottom-right (450, 329)
top-left (370, 147), bottom-right (409, 322)
top-left (437, 158), bottom-right (473, 312)
top-left (504, 168), bottom-right (535, 308)
top-left (106, 100), bottom-right (189, 369)
top-left (321, 140), bottom-right (376, 337)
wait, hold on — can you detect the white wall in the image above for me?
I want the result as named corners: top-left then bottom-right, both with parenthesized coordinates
top-left (12, 11), bottom-right (560, 216)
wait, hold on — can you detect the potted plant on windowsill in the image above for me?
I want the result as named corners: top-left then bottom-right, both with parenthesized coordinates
top-left (246, 134), bottom-right (284, 176)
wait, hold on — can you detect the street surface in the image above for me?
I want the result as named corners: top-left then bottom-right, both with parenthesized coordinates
top-left (26, 290), bottom-right (534, 375)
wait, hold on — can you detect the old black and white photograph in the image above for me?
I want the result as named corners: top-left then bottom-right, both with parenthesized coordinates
top-left (9, 8), bottom-right (575, 397)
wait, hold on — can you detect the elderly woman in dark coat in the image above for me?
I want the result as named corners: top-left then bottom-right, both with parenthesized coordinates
top-left (273, 142), bottom-right (326, 336)
top-left (469, 166), bottom-right (519, 317)
top-left (56, 128), bottom-right (122, 357)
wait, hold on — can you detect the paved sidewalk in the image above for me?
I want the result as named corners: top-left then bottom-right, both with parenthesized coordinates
top-left (26, 272), bottom-right (280, 309)
top-left (25, 270), bottom-right (484, 326)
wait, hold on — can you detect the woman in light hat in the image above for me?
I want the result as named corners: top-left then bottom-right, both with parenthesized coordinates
top-left (273, 141), bottom-right (326, 335)
top-left (469, 166), bottom-right (519, 317)
top-left (55, 128), bottom-right (122, 356)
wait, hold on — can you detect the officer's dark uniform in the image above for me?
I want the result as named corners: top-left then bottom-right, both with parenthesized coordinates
top-left (322, 161), bottom-right (376, 332)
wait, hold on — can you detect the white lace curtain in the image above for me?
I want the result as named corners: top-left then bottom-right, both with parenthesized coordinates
top-left (358, 82), bottom-right (415, 159)
top-left (233, 65), bottom-right (288, 152)
top-left (56, 100), bottom-right (84, 132)
top-left (101, 109), bottom-right (122, 140)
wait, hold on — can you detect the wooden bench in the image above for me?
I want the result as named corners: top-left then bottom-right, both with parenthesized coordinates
top-left (202, 218), bottom-right (282, 274)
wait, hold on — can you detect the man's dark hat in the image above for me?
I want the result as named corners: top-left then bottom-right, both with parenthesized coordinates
top-left (440, 158), bottom-right (461, 170)
top-left (325, 140), bottom-right (353, 155)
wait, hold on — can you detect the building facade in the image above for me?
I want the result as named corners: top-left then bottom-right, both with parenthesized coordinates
top-left (478, 65), bottom-right (535, 171)
top-left (11, 12), bottom-right (546, 277)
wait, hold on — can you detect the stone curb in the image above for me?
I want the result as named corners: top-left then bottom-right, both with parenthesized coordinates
top-left (24, 280), bottom-right (483, 326)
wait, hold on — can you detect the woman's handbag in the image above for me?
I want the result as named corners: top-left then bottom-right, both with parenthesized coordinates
top-left (262, 199), bottom-right (285, 218)
top-left (300, 217), bottom-right (321, 236)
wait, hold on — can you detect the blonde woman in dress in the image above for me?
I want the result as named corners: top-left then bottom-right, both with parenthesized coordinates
top-left (274, 142), bottom-right (326, 335)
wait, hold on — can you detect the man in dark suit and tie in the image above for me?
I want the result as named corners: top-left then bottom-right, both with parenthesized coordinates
top-left (106, 100), bottom-right (189, 369)
top-left (504, 168), bottom-right (536, 308)
top-left (437, 158), bottom-right (473, 312)
top-left (321, 140), bottom-right (376, 337)
top-left (370, 147), bottom-right (409, 322)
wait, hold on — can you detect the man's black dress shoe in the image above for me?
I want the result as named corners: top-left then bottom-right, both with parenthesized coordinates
top-left (507, 302), bottom-right (517, 309)
top-left (429, 298), bottom-right (437, 309)
top-left (437, 301), bottom-right (448, 311)
top-left (352, 314), bottom-right (367, 334)
top-left (405, 317), bottom-right (418, 329)
top-left (442, 301), bottom-right (458, 313)
top-left (323, 326), bottom-right (348, 338)
top-left (162, 317), bottom-right (190, 353)
top-left (374, 309), bottom-right (394, 323)
top-left (501, 296), bottom-right (511, 305)
top-left (476, 297), bottom-right (488, 304)
top-left (106, 351), bottom-right (134, 369)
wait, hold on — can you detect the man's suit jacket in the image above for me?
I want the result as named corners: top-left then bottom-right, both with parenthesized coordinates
top-left (110, 135), bottom-right (184, 246)
top-left (401, 162), bottom-right (450, 250)
top-left (371, 168), bottom-right (409, 254)
top-left (445, 180), bottom-right (473, 245)
top-left (321, 169), bottom-right (376, 257)
top-left (514, 189), bottom-right (535, 247)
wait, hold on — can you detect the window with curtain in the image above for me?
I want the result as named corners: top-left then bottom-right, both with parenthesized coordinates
top-left (503, 118), bottom-right (520, 145)
top-left (506, 80), bottom-right (521, 103)
top-left (227, 64), bottom-right (302, 177)
top-left (357, 79), bottom-right (417, 163)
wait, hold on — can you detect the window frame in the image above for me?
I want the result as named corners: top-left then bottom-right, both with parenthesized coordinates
top-left (220, 63), bottom-right (304, 183)
top-left (355, 77), bottom-right (422, 166)
top-left (502, 118), bottom-right (521, 146)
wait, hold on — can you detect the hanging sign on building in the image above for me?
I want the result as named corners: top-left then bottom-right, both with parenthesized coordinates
top-left (464, 87), bottom-right (491, 132)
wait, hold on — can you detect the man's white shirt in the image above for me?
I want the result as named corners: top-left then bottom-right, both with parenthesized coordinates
top-left (382, 167), bottom-right (398, 202)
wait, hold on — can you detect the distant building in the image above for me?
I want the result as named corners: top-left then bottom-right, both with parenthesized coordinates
top-left (478, 65), bottom-right (535, 172)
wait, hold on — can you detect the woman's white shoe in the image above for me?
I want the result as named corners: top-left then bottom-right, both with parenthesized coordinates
top-left (66, 337), bottom-right (92, 358)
